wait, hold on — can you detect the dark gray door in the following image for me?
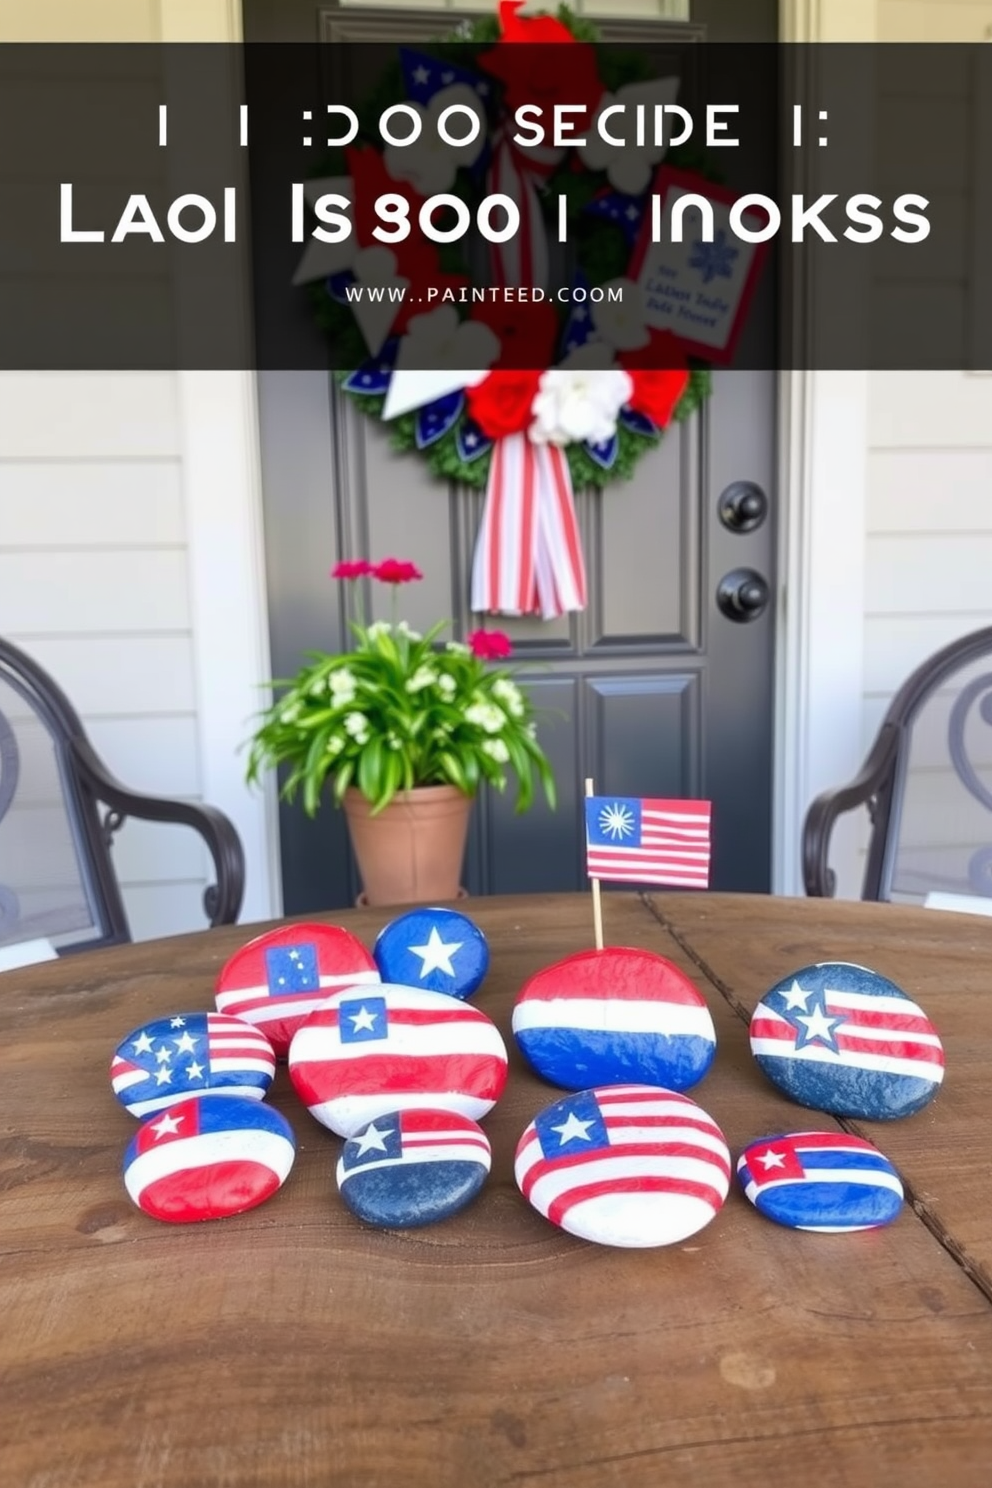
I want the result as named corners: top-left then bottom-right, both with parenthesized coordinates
top-left (246, 4), bottom-right (778, 912)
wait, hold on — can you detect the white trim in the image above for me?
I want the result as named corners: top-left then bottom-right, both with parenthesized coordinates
top-left (161, 0), bottom-right (281, 922)
top-left (772, 0), bottom-right (875, 894)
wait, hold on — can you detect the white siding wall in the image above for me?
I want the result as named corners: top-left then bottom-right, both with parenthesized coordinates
top-left (0, 1), bottom-right (274, 942)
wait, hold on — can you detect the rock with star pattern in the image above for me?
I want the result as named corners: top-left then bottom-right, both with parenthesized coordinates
top-left (288, 983), bottom-right (508, 1137)
top-left (512, 947), bottom-right (716, 1092)
top-left (515, 1084), bottom-right (731, 1247)
top-left (737, 1131), bottom-right (904, 1233)
top-left (373, 907), bottom-right (489, 999)
top-left (122, 1095), bottom-right (296, 1223)
top-left (215, 922), bottom-right (380, 1058)
top-left (749, 962), bottom-right (944, 1120)
top-left (336, 1108), bottom-right (491, 1229)
top-left (110, 1012), bottom-right (276, 1117)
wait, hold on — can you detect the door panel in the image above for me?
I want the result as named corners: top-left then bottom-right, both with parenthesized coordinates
top-left (246, 4), bottom-right (778, 909)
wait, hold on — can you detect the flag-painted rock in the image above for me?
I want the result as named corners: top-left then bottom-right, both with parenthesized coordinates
top-left (373, 907), bottom-right (489, 999)
top-left (215, 922), bottom-right (380, 1058)
top-left (749, 961), bottom-right (944, 1120)
top-left (122, 1094), bottom-right (296, 1223)
top-left (737, 1130), bottom-right (904, 1233)
top-left (336, 1107), bottom-right (491, 1229)
top-left (110, 1012), bottom-right (276, 1117)
top-left (512, 947), bottom-right (716, 1092)
top-left (288, 984), bottom-right (508, 1137)
top-left (515, 1084), bottom-right (731, 1248)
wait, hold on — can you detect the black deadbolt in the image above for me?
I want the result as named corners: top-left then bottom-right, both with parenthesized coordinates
top-left (717, 568), bottom-right (771, 622)
top-left (718, 482), bottom-right (769, 533)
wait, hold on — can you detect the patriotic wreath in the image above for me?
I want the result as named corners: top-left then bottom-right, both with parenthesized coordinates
top-left (294, 1), bottom-right (716, 620)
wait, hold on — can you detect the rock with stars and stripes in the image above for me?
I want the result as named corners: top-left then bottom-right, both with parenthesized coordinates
top-left (336, 1108), bottom-right (491, 1229)
top-left (215, 921), bottom-right (380, 1058)
top-left (373, 907), bottom-right (489, 1000)
top-left (122, 1094), bottom-right (296, 1223)
top-left (110, 1012), bottom-right (276, 1117)
top-left (737, 1131), bottom-right (904, 1233)
top-left (512, 947), bottom-right (716, 1093)
top-left (515, 1083), bottom-right (731, 1248)
top-left (749, 961), bottom-right (944, 1120)
top-left (288, 984), bottom-right (508, 1137)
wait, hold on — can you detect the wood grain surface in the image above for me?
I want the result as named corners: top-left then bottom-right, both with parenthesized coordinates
top-left (2, 893), bottom-right (992, 1488)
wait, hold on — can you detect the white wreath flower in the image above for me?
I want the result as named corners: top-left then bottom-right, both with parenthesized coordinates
top-left (579, 76), bottom-right (680, 198)
top-left (591, 278), bottom-right (650, 352)
top-left (384, 84), bottom-right (486, 197)
top-left (529, 345), bottom-right (633, 448)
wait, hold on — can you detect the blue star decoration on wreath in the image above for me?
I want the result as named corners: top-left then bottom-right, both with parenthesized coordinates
top-left (774, 978), bottom-right (845, 1052)
top-left (689, 231), bottom-right (739, 285)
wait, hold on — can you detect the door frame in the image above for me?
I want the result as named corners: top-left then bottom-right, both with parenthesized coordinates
top-left (169, 0), bottom-right (871, 905)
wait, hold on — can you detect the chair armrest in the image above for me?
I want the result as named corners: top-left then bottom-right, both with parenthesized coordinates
top-left (71, 739), bottom-right (245, 927)
top-left (802, 723), bottom-right (901, 898)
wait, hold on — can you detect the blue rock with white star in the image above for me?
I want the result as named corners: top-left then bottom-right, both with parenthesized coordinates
top-left (373, 908), bottom-right (489, 999)
top-left (336, 1107), bottom-right (491, 1230)
top-left (749, 961), bottom-right (944, 1120)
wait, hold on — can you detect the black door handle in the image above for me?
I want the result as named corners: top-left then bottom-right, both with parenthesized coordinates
top-left (717, 568), bottom-right (770, 622)
top-left (718, 482), bottom-right (769, 533)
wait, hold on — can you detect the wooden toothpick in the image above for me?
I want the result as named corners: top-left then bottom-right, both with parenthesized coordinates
top-left (585, 777), bottom-right (604, 952)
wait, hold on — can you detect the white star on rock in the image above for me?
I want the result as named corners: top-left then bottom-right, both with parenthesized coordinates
top-left (169, 1017), bottom-right (186, 1029)
top-left (154, 1045), bottom-right (172, 1065)
top-left (185, 1061), bottom-right (205, 1081)
top-left (551, 1112), bottom-right (596, 1145)
top-left (150, 1112), bottom-right (183, 1140)
top-left (349, 1005), bottom-right (379, 1034)
top-left (796, 1004), bottom-right (842, 1048)
top-left (154, 1067), bottom-right (173, 1087)
top-left (756, 1149), bottom-right (787, 1171)
top-left (780, 979), bottom-right (813, 1012)
top-left (409, 926), bottom-right (464, 978)
top-left (354, 1122), bottom-right (393, 1156)
top-left (132, 1031), bottom-right (154, 1055)
top-left (412, 65), bottom-right (430, 86)
top-left (174, 1031), bottom-right (197, 1054)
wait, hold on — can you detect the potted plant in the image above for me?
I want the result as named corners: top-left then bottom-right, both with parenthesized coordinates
top-left (246, 557), bottom-right (556, 906)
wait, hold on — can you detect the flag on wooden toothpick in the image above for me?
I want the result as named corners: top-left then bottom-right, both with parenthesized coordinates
top-left (584, 797), bottom-right (712, 888)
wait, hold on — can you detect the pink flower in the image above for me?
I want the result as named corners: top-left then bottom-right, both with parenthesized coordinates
top-left (331, 559), bottom-right (374, 580)
top-left (372, 558), bottom-right (423, 585)
top-left (468, 629), bottom-right (513, 661)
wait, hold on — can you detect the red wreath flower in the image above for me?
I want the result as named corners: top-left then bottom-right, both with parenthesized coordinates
top-left (468, 629), bottom-right (513, 661)
top-left (372, 558), bottom-right (423, 585)
top-left (479, 2), bottom-right (604, 134)
top-left (331, 559), bottom-right (374, 580)
top-left (466, 369), bottom-right (543, 441)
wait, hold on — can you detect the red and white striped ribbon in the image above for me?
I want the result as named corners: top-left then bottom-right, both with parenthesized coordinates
top-left (471, 432), bottom-right (587, 620)
top-left (488, 134), bottom-right (561, 290)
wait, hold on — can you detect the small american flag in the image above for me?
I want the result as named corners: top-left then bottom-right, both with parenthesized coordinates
top-left (584, 796), bottom-right (712, 888)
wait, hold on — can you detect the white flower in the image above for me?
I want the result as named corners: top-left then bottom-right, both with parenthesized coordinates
top-left (328, 667), bottom-right (357, 706)
top-left (592, 279), bottom-right (650, 352)
top-left (465, 702), bottom-right (506, 735)
top-left (384, 84), bottom-right (485, 196)
top-left (365, 621), bottom-right (392, 641)
top-left (492, 678), bottom-right (525, 718)
top-left (446, 640), bottom-right (470, 655)
top-left (396, 620), bottom-right (422, 640)
top-left (279, 702), bottom-right (302, 724)
top-left (530, 349), bottom-right (634, 448)
top-left (578, 76), bottom-right (680, 196)
top-left (326, 734), bottom-right (345, 758)
top-left (437, 673), bottom-right (457, 698)
top-left (406, 665), bottom-right (438, 693)
top-left (482, 739), bottom-right (510, 764)
top-left (343, 711), bottom-right (370, 744)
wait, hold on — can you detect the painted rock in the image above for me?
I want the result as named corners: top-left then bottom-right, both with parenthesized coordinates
top-left (737, 1131), bottom-right (904, 1233)
top-left (336, 1108), bottom-right (491, 1229)
top-left (373, 907), bottom-right (489, 1000)
top-left (512, 947), bottom-right (716, 1092)
top-left (215, 921), bottom-right (380, 1058)
top-left (749, 961), bottom-right (944, 1120)
top-left (288, 983), bottom-right (508, 1137)
top-left (122, 1094), bottom-right (296, 1223)
top-left (515, 1083), bottom-right (731, 1248)
top-left (110, 1012), bottom-right (276, 1117)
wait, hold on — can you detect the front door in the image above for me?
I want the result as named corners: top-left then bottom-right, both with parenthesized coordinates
top-left (246, 3), bottom-right (778, 913)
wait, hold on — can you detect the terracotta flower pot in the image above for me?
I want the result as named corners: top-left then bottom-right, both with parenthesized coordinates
top-left (342, 784), bottom-right (473, 908)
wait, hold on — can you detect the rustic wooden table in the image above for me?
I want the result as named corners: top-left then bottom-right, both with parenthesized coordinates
top-left (3, 892), bottom-right (992, 1488)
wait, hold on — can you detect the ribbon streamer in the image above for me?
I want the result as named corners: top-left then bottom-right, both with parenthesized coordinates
top-left (489, 135), bottom-right (556, 290)
top-left (471, 433), bottom-right (587, 620)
